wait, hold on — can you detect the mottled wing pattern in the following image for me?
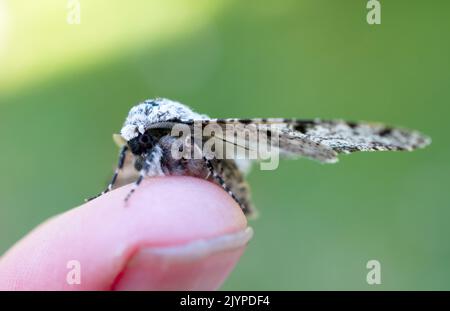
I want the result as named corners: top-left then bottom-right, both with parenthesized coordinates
top-left (284, 119), bottom-right (431, 154)
top-left (180, 119), bottom-right (338, 163)
top-left (179, 118), bottom-right (430, 163)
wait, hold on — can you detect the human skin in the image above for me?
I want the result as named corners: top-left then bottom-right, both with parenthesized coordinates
top-left (0, 176), bottom-right (252, 290)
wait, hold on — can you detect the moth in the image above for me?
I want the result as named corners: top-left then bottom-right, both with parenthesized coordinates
top-left (88, 98), bottom-right (431, 217)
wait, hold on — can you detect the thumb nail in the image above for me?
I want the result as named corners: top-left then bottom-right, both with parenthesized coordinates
top-left (112, 227), bottom-right (253, 291)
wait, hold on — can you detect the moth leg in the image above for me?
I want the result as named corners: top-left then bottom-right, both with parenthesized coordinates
top-left (86, 145), bottom-right (128, 201)
top-left (204, 157), bottom-right (243, 210)
top-left (215, 160), bottom-right (256, 217)
top-left (124, 147), bottom-right (163, 202)
top-left (124, 168), bottom-right (146, 202)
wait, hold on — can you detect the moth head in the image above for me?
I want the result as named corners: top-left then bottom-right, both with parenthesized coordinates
top-left (126, 131), bottom-right (158, 155)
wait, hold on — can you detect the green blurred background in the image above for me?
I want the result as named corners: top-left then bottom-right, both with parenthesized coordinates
top-left (0, 0), bottom-right (449, 290)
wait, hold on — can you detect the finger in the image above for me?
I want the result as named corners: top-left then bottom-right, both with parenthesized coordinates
top-left (0, 176), bottom-right (252, 290)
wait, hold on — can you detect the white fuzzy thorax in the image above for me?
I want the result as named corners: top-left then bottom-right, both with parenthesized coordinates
top-left (120, 98), bottom-right (208, 141)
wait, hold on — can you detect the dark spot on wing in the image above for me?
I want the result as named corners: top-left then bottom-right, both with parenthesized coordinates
top-left (293, 120), bottom-right (315, 134)
top-left (347, 121), bottom-right (358, 129)
top-left (239, 119), bottom-right (252, 125)
top-left (378, 128), bottom-right (393, 137)
top-left (294, 124), bottom-right (307, 134)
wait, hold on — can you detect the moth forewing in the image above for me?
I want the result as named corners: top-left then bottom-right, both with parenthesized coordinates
top-left (294, 120), bottom-right (431, 154)
top-left (199, 121), bottom-right (284, 161)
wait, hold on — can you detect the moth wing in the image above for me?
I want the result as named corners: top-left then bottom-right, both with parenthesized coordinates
top-left (287, 119), bottom-right (431, 154)
top-left (190, 119), bottom-right (338, 163)
top-left (147, 118), bottom-right (429, 166)
top-left (186, 118), bottom-right (430, 163)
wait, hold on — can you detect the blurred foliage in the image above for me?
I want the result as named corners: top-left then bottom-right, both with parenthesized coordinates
top-left (0, 0), bottom-right (449, 290)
